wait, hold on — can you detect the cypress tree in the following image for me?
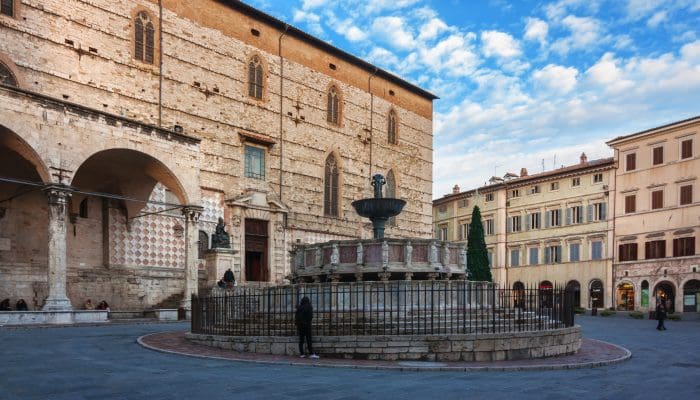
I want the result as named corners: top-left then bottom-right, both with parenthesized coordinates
top-left (466, 205), bottom-right (492, 282)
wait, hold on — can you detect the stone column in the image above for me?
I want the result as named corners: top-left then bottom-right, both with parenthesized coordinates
top-left (42, 186), bottom-right (73, 311)
top-left (181, 206), bottom-right (202, 310)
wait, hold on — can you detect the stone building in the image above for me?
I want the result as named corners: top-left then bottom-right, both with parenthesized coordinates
top-left (607, 116), bottom-right (699, 314)
top-left (434, 155), bottom-right (616, 309)
top-left (0, 0), bottom-right (436, 311)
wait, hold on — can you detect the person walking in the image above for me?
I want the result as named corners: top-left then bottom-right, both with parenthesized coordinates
top-left (656, 300), bottom-right (667, 330)
top-left (295, 296), bottom-right (319, 359)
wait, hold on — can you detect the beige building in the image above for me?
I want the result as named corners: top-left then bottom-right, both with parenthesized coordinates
top-left (607, 116), bottom-right (699, 314)
top-left (434, 155), bottom-right (616, 309)
top-left (0, 0), bottom-right (435, 311)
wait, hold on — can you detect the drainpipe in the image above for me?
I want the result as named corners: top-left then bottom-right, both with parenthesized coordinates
top-left (609, 157), bottom-right (617, 310)
top-left (367, 67), bottom-right (378, 181)
top-left (158, 0), bottom-right (163, 127)
top-left (278, 24), bottom-right (289, 202)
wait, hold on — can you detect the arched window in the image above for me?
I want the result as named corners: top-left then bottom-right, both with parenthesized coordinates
top-left (134, 12), bottom-right (155, 64)
top-left (248, 56), bottom-right (264, 99)
top-left (198, 230), bottom-right (209, 259)
top-left (324, 154), bottom-right (339, 216)
top-left (327, 86), bottom-right (340, 125)
top-left (0, 61), bottom-right (17, 86)
top-left (388, 110), bottom-right (398, 144)
top-left (386, 170), bottom-right (396, 225)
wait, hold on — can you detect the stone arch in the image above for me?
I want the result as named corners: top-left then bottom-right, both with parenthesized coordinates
top-left (0, 53), bottom-right (23, 88)
top-left (566, 280), bottom-right (581, 308)
top-left (0, 124), bottom-right (50, 183)
top-left (70, 148), bottom-right (190, 219)
top-left (589, 278), bottom-right (604, 308)
top-left (616, 280), bottom-right (635, 311)
top-left (652, 280), bottom-right (676, 313)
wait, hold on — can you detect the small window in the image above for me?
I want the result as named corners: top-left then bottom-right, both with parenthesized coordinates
top-left (244, 145), bottom-right (265, 179)
top-left (624, 194), bottom-right (636, 214)
top-left (134, 12), bottom-right (155, 64)
top-left (651, 190), bottom-right (663, 210)
top-left (619, 243), bottom-right (638, 261)
top-left (592, 202), bottom-right (606, 221)
top-left (387, 110), bottom-right (398, 144)
top-left (437, 224), bottom-right (448, 241)
top-left (626, 153), bottom-right (636, 171)
top-left (438, 205), bottom-right (447, 213)
top-left (324, 154), bottom-right (339, 216)
top-left (652, 146), bottom-right (664, 165)
top-left (457, 198), bottom-right (468, 208)
top-left (548, 209), bottom-right (561, 227)
top-left (248, 56), bottom-right (264, 99)
top-left (509, 215), bottom-right (522, 232)
top-left (79, 198), bottom-right (89, 218)
top-left (529, 185), bottom-right (540, 195)
top-left (593, 173), bottom-right (603, 183)
top-left (591, 241), bottom-right (603, 260)
top-left (485, 193), bottom-right (494, 202)
top-left (569, 243), bottom-right (580, 262)
top-left (681, 139), bottom-right (693, 159)
top-left (327, 86), bottom-right (340, 125)
top-left (485, 218), bottom-right (495, 235)
top-left (458, 221), bottom-right (469, 240)
top-left (572, 177), bottom-right (581, 187)
top-left (570, 205), bottom-right (583, 224)
top-left (673, 237), bottom-right (695, 257)
top-left (680, 184), bottom-right (692, 205)
top-left (0, 61), bottom-right (18, 87)
top-left (550, 182), bottom-right (559, 191)
top-left (510, 189), bottom-right (520, 198)
top-left (510, 249), bottom-right (520, 267)
top-left (528, 212), bottom-right (541, 229)
top-left (644, 240), bottom-right (666, 259)
top-left (1, 0), bottom-right (13, 17)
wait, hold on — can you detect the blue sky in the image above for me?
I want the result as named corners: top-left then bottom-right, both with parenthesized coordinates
top-left (245, 0), bottom-right (700, 198)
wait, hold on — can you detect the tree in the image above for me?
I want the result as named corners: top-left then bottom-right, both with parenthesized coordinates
top-left (466, 205), bottom-right (492, 282)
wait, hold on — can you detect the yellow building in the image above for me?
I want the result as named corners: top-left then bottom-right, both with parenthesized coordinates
top-left (434, 155), bottom-right (615, 309)
top-left (607, 116), bottom-right (700, 314)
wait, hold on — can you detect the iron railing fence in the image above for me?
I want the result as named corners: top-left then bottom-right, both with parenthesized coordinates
top-left (191, 281), bottom-right (575, 337)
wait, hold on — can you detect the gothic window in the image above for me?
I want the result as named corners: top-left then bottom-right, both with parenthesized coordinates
top-left (198, 230), bottom-right (209, 259)
top-left (1, 0), bottom-right (13, 17)
top-left (0, 61), bottom-right (17, 86)
top-left (134, 12), bottom-right (155, 64)
top-left (248, 56), bottom-right (263, 99)
top-left (388, 110), bottom-right (398, 144)
top-left (324, 154), bottom-right (339, 216)
top-left (327, 86), bottom-right (340, 125)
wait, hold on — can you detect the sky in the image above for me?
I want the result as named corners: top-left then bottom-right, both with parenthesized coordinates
top-left (245, 0), bottom-right (700, 198)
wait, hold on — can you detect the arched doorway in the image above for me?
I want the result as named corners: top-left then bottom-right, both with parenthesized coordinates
top-left (0, 125), bottom-right (51, 308)
top-left (682, 280), bottom-right (700, 312)
top-left (654, 281), bottom-right (675, 313)
top-left (539, 280), bottom-right (553, 308)
top-left (590, 279), bottom-right (604, 308)
top-left (616, 282), bottom-right (635, 310)
top-left (513, 281), bottom-right (525, 309)
top-left (641, 280), bottom-right (650, 308)
top-left (566, 280), bottom-right (581, 308)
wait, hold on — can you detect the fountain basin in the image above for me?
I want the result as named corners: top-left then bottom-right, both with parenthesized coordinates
top-left (351, 198), bottom-right (406, 219)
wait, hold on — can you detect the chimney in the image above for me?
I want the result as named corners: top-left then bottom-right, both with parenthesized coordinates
top-left (580, 152), bottom-right (588, 164)
top-left (520, 168), bottom-right (528, 177)
top-left (452, 184), bottom-right (460, 194)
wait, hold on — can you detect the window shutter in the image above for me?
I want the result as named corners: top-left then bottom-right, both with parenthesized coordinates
top-left (565, 207), bottom-right (571, 225)
top-left (544, 248), bottom-right (550, 264)
top-left (587, 205), bottom-right (593, 222)
top-left (525, 214), bottom-right (531, 230)
top-left (545, 211), bottom-right (550, 228)
top-left (557, 246), bottom-right (562, 263)
top-left (506, 218), bottom-right (512, 233)
top-left (600, 203), bottom-right (606, 219)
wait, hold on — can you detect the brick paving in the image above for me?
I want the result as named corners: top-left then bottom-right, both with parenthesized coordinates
top-left (139, 330), bottom-right (630, 371)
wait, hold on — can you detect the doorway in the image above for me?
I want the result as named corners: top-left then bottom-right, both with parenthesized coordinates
top-left (245, 219), bottom-right (268, 282)
top-left (683, 280), bottom-right (700, 312)
top-left (654, 281), bottom-right (675, 313)
top-left (590, 279), bottom-right (604, 308)
top-left (566, 280), bottom-right (581, 308)
top-left (616, 282), bottom-right (635, 310)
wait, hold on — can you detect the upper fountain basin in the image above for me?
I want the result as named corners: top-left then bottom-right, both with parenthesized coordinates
top-left (351, 198), bottom-right (406, 219)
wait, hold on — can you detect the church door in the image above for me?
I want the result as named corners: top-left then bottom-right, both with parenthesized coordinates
top-left (245, 219), bottom-right (268, 282)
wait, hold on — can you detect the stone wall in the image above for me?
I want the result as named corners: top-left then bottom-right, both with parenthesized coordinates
top-left (186, 326), bottom-right (581, 361)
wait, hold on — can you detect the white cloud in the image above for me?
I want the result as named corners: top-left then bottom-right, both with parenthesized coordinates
top-left (585, 53), bottom-right (634, 93)
top-left (366, 47), bottom-right (401, 68)
top-left (624, 0), bottom-right (665, 20)
top-left (419, 33), bottom-right (480, 77)
top-left (524, 18), bottom-right (548, 45)
top-left (544, 0), bottom-right (601, 21)
top-left (532, 64), bottom-right (579, 93)
top-left (647, 10), bottom-right (668, 28)
top-left (326, 13), bottom-right (368, 42)
top-left (681, 40), bottom-right (700, 63)
top-left (292, 9), bottom-right (324, 36)
top-left (551, 15), bottom-right (606, 55)
top-left (301, 0), bottom-right (328, 10)
top-left (362, 0), bottom-right (420, 14)
top-left (481, 30), bottom-right (522, 59)
top-left (371, 16), bottom-right (415, 50)
top-left (418, 18), bottom-right (449, 41)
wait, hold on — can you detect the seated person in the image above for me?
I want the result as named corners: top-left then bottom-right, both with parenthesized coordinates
top-left (223, 268), bottom-right (236, 289)
top-left (84, 299), bottom-right (95, 310)
top-left (15, 299), bottom-right (29, 311)
top-left (0, 298), bottom-right (11, 311)
top-left (217, 279), bottom-right (226, 289)
top-left (96, 300), bottom-right (110, 311)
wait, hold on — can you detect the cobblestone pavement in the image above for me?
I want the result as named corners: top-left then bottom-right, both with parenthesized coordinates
top-left (1, 316), bottom-right (699, 399)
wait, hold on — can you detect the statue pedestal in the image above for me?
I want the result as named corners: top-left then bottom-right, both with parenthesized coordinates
top-left (205, 248), bottom-right (238, 288)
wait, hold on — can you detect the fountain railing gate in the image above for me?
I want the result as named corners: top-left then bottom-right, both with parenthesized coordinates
top-left (191, 281), bottom-right (575, 336)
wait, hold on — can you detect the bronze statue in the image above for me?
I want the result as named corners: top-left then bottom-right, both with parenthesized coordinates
top-left (211, 217), bottom-right (231, 249)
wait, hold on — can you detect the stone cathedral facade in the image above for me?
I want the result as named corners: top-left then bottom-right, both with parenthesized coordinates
top-left (0, 0), bottom-right (436, 311)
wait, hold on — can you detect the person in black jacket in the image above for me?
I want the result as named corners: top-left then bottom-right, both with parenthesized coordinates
top-left (295, 296), bottom-right (319, 359)
top-left (223, 269), bottom-right (235, 289)
top-left (656, 300), bottom-right (667, 330)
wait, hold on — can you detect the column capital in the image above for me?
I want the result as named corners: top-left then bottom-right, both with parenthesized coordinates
top-left (43, 185), bottom-right (72, 205)
top-left (181, 205), bottom-right (203, 222)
